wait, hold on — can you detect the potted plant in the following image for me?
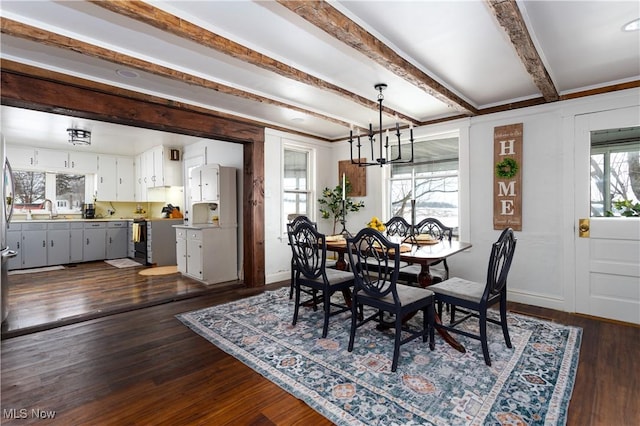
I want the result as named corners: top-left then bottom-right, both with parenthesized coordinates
top-left (318, 178), bottom-right (365, 235)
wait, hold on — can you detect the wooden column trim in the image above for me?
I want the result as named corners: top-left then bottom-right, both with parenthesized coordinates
top-left (1, 68), bottom-right (266, 287)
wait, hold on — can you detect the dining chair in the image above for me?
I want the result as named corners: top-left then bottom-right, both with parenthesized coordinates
top-left (288, 221), bottom-right (354, 338)
top-left (346, 228), bottom-right (435, 372)
top-left (428, 228), bottom-right (517, 366)
top-left (287, 215), bottom-right (338, 300)
top-left (384, 216), bottom-right (412, 239)
top-left (398, 217), bottom-right (453, 286)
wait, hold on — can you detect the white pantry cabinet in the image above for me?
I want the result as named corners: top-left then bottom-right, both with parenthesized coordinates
top-left (174, 225), bottom-right (237, 284)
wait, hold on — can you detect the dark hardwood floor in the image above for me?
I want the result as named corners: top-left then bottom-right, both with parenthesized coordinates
top-left (1, 263), bottom-right (639, 425)
top-left (2, 261), bottom-right (217, 338)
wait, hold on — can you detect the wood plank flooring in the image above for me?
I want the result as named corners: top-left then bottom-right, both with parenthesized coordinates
top-left (1, 263), bottom-right (639, 425)
top-left (2, 261), bottom-right (228, 338)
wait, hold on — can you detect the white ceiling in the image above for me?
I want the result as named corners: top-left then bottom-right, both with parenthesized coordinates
top-left (1, 0), bottom-right (638, 156)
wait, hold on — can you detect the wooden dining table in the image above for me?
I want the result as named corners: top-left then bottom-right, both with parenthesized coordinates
top-left (326, 238), bottom-right (473, 353)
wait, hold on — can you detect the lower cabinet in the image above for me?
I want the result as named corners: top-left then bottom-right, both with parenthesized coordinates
top-left (83, 222), bottom-right (107, 262)
top-left (106, 221), bottom-right (128, 259)
top-left (11, 220), bottom-right (132, 269)
top-left (6, 224), bottom-right (22, 270)
top-left (47, 222), bottom-right (70, 265)
top-left (175, 225), bottom-right (237, 284)
top-left (21, 223), bottom-right (47, 269)
top-left (70, 223), bottom-right (84, 263)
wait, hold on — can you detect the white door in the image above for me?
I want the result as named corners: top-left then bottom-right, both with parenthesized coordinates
top-left (574, 106), bottom-right (640, 324)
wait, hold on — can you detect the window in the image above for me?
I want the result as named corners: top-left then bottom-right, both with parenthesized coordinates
top-left (390, 136), bottom-right (459, 233)
top-left (590, 126), bottom-right (640, 217)
top-left (283, 147), bottom-right (311, 227)
top-left (12, 170), bottom-right (87, 213)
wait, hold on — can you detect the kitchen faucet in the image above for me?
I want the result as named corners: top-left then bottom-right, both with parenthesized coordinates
top-left (43, 199), bottom-right (58, 219)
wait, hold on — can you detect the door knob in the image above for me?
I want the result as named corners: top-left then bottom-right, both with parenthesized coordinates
top-left (578, 218), bottom-right (590, 238)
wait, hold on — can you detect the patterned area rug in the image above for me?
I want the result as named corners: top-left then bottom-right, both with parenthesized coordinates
top-left (104, 258), bottom-right (143, 268)
top-left (177, 288), bottom-right (582, 425)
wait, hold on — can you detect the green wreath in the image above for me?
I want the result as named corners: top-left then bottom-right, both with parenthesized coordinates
top-left (495, 157), bottom-right (519, 179)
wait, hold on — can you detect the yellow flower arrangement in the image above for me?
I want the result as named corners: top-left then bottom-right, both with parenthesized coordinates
top-left (367, 216), bottom-right (386, 232)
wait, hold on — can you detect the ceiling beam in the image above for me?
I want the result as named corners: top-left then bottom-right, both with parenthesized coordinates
top-left (89, 0), bottom-right (415, 126)
top-left (276, 0), bottom-right (478, 116)
top-left (484, 0), bottom-right (559, 102)
top-left (0, 17), bottom-right (352, 133)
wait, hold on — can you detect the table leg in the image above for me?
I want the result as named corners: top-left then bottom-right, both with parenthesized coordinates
top-left (417, 264), bottom-right (466, 354)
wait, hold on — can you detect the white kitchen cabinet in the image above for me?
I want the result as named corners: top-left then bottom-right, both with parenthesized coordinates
top-left (190, 165), bottom-right (236, 227)
top-left (68, 151), bottom-right (98, 173)
top-left (70, 222), bottom-right (84, 263)
top-left (21, 223), bottom-right (48, 269)
top-left (96, 155), bottom-right (117, 201)
top-left (6, 145), bottom-right (36, 170)
top-left (106, 221), bottom-right (128, 259)
top-left (6, 224), bottom-right (22, 270)
top-left (141, 146), bottom-right (182, 188)
top-left (135, 153), bottom-right (147, 202)
top-left (35, 148), bottom-right (69, 171)
top-left (174, 225), bottom-right (237, 284)
top-left (97, 155), bottom-right (135, 201)
top-left (47, 222), bottom-right (70, 265)
top-left (116, 157), bottom-right (135, 201)
top-left (190, 164), bottom-right (219, 203)
top-left (6, 145), bottom-right (98, 173)
top-left (83, 221), bottom-right (106, 261)
top-left (175, 227), bottom-right (187, 273)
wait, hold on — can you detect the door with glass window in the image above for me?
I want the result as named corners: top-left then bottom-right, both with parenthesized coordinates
top-left (574, 106), bottom-right (640, 324)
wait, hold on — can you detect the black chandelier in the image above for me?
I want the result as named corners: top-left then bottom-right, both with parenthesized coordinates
top-left (349, 83), bottom-right (414, 167)
top-left (67, 128), bottom-right (91, 146)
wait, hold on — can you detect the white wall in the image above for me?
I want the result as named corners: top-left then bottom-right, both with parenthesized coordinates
top-left (262, 87), bottom-right (640, 314)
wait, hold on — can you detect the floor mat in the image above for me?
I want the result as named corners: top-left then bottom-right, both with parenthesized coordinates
top-left (104, 258), bottom-right (143, 268)
top-left (8, 265), bottom-right (65, 275)
top-left (138, 265), bottom-right (178, 276)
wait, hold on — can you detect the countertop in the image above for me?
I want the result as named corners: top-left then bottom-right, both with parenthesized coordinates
top-left (13, 217), bottom-right (185, 223)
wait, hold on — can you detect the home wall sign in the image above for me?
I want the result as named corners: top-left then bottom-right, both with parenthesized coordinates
top-left (493, 123), bottom-right (523, 231)
top-left (338, 159), bottom-right (366, 197)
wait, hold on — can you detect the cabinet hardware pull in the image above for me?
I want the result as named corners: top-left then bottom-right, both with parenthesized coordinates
top-left (51, 240), bottom-right (54, 247)
top-left (42, 240), bottom-right (46, 247)
top-left (86, 238), bottom-right (90, 245)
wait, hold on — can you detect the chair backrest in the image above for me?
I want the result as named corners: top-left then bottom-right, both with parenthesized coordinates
top-left (346, 228), bottom-right (402, 303)
top-left (287, 215), bottom-right (317, 233)
top-left (287, 221), bottom-right (326, 280)
top-left (415, 217), bottom-right (453, 242)
top-left (484, 228), bottom-right (517, 299)
top-left (384, 216), bottom-right (412, 237)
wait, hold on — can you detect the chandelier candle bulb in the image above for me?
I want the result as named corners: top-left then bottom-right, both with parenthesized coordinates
top-left (412, 169), bottom-right (416, 201)
top-left (342, 173), bottom-right (346, 200)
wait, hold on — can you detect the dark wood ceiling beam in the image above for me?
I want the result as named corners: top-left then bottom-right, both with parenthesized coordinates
top-left (485, 0), bottom-right (559, 102)
top-left (89, 0), bottom-right (415, 126)
top-left (0, 18), bottom-right (350, 131)
top-left (276, 0), bottom-right (478, 116)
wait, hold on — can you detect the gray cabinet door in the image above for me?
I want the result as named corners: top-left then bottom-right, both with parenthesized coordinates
top-left (47, 229), bottom-right (70, 265)
top-left (22, 230), bottom-right (47, 268)
top-left (83, 227), bottom-right (106, 262)
top-left (106, 225), bottom-right (127, 259)
top-left (70, 228), bottom-right (84, 263)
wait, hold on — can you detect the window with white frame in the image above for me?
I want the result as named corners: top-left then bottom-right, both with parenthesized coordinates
top-left (390, 136), bottom-right (459, 234)
top-left (590, 126), bottom-right (640, 217)
top-left (283, 147), bottom-right (311, 227)
top-left (12, 170), bottom-right (87, 214)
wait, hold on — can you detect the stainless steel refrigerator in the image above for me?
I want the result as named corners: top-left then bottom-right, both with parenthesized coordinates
top-left (2, 135), bottom-right (18, 323)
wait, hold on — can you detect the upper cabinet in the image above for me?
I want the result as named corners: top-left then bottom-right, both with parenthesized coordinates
top-left (96, 155), bottom-right (135, 202)
top-left (6, 145), bottom-right (97, 173)
top-left (141, 146), bottom-right (182, 188)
